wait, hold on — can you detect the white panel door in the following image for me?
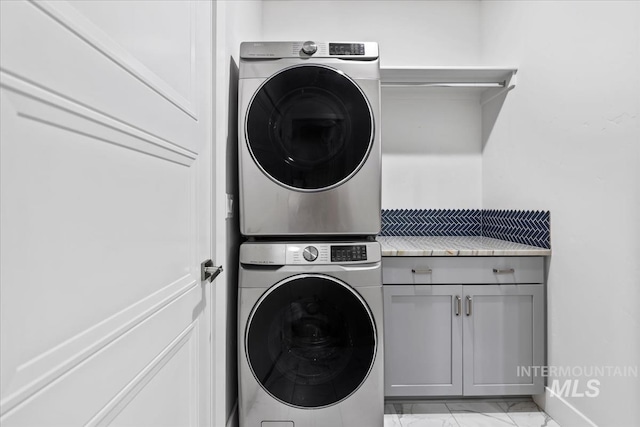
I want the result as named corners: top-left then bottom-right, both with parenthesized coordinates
top-left (0, 1), bottom-right (215, 425)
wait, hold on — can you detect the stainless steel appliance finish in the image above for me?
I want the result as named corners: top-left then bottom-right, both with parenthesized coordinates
top-left (238, 41), bottom-right (382, 237)
top-left (238, 241), bottom-right (384, 427)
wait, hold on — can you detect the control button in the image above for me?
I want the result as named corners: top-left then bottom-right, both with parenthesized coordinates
top-left (303, 246), bottom-right (319, 262)
top-left (302, 41), bottom-right (317, 55)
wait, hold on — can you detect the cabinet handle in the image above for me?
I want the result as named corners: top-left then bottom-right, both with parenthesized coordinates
top-left (466, 296), bottom-right (472, 316)
top-left (454, 296), bottom-right (461, 316)
top-left (493, 268), bottom-right (515, 274)
top-left (411, 268), bottom-right (432, 274)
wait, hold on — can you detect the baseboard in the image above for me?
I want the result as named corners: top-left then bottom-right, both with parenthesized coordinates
top-left (226, 400), bottom-right (238, 427)
top-left (534, 387), bottom-right (598, 427)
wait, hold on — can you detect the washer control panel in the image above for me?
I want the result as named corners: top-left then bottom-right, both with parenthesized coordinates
top-left (288, 244), bottom-right (330, 264)
top-left (284, 242), bottom-right (379, 265)
top-left (331, 245), bottom-right (367, 262)
top-left (302, 246), bottom-right (319, 262)
top-left (240, 242), bottom-right (381, 265)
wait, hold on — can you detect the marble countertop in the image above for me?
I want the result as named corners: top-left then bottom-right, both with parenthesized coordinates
top-left (378, 236), bottom-right (551, 257)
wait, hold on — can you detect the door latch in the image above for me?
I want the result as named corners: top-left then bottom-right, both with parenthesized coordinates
top-left (201, 259), bottom-right (223, 283)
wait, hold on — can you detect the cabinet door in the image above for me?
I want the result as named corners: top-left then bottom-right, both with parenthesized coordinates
top-left (383, 285), bottom-right (462, 396)
top-left (463, 285), bottom-right (544, 396)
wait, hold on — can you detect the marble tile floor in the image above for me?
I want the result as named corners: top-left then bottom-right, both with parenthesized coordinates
top-left (384, 399), bottom-right (561, 427)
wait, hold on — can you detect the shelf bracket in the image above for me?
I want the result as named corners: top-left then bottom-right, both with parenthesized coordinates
top-left (480, 71), bottom-right (517, 106)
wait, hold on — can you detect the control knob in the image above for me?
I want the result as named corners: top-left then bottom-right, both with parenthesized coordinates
top-left (303, 246), bottom-right (319, 262)
top-left (301, 41), bottom-right (318, 55)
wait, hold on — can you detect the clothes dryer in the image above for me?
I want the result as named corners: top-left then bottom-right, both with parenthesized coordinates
top-left (238, 241), bottom-right (383, 427)
top-left (238, 41), bottom-right (381, 237)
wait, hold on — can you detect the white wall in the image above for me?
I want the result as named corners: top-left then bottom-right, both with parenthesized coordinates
top-left (262, 0), bottom-right (483, 209)
top-left (480, 2), bottom-right (640, 426)
top-left (214, 2), bottom-right (263, 426)
top-left (381, 87), bottom-right (483, 208)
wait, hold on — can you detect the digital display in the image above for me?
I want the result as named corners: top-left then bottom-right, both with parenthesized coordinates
top-left (329, 43), bottom-right (365, 56)
top-left (331, 245), bottom-right (367, 262)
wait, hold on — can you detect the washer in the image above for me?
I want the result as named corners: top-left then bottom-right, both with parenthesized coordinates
top-left (238, 241), bottom-right (383, 427)
top-left (238, 41), bottom-right (381, 237)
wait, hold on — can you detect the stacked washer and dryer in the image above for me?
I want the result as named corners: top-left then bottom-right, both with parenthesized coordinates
top-left (237, 41), bottom-right (383, 427)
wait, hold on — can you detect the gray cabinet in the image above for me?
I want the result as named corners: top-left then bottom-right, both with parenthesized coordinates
top-left (383, 257), bottom-right (545, 397)
top-left (384, 285), bottom-right (462, 396)
top-left (462, 284), bottom-right (544, 396)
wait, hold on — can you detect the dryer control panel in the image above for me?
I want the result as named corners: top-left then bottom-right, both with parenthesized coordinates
top-left (329, 43), bottom-right (365, 56)
top-left (240, 41), bottom-right (379, 60)
top-left (286, 242), bottom-right (380, 264)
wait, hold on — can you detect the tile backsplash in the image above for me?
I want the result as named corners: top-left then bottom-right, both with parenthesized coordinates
top-left (380, 209), bottom-right (482, 237)
top-left (482, 209), bottom-right (550, 249)
top-left (380, 209), bottom-right (551, 249)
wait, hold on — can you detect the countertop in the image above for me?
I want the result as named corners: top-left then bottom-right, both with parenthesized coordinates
top-left (378, 236), bottom-right (551, 257)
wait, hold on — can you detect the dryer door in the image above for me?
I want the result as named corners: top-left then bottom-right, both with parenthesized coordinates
top-left (245, 64), bottom-right (374, 191)
top-left (246, 274), bottom-right (377, 408)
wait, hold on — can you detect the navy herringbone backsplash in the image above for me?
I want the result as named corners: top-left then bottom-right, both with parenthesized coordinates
top-left (482, 209), bottom-right (550, 249)
top-left (380, 209), bottom-right (551, 249)
top-left (380, 209), bottom-right (482, 237)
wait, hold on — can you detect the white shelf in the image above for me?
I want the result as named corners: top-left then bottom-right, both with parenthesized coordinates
top-left (380, 66), bottom-right (517, 105)
top-left (380, 66), bottom-right (518, 146)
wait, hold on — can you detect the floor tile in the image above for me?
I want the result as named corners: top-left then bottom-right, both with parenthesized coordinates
top-left (384, 399), bottom-right (561, 427)
top-left (447, 401), bottom-right (517, 427)
top-left (498, 400), bottom-right (561, 427)
top-left (384, 413), bottom-right (403, 427)
top-left (396, 403), bottom-right (459, 427)
top-left (385, 403), bottom-right (402, 427)
top-left (496, 401), bottom-right (539, 413)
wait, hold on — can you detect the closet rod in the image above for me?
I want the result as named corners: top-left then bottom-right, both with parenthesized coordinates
top-left (381, 82), bottom-right (505, 88)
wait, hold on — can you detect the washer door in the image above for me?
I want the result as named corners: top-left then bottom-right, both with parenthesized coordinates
top-left (246, 274), bottom-right (377, 408)
top-left (245, 65), bottom-right (374, 191)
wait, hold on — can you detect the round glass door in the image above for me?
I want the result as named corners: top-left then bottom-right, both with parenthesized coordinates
top-left (245, 65), bottom-right (374, 191)
top-left (246, 274), bottom-right (377, 408)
